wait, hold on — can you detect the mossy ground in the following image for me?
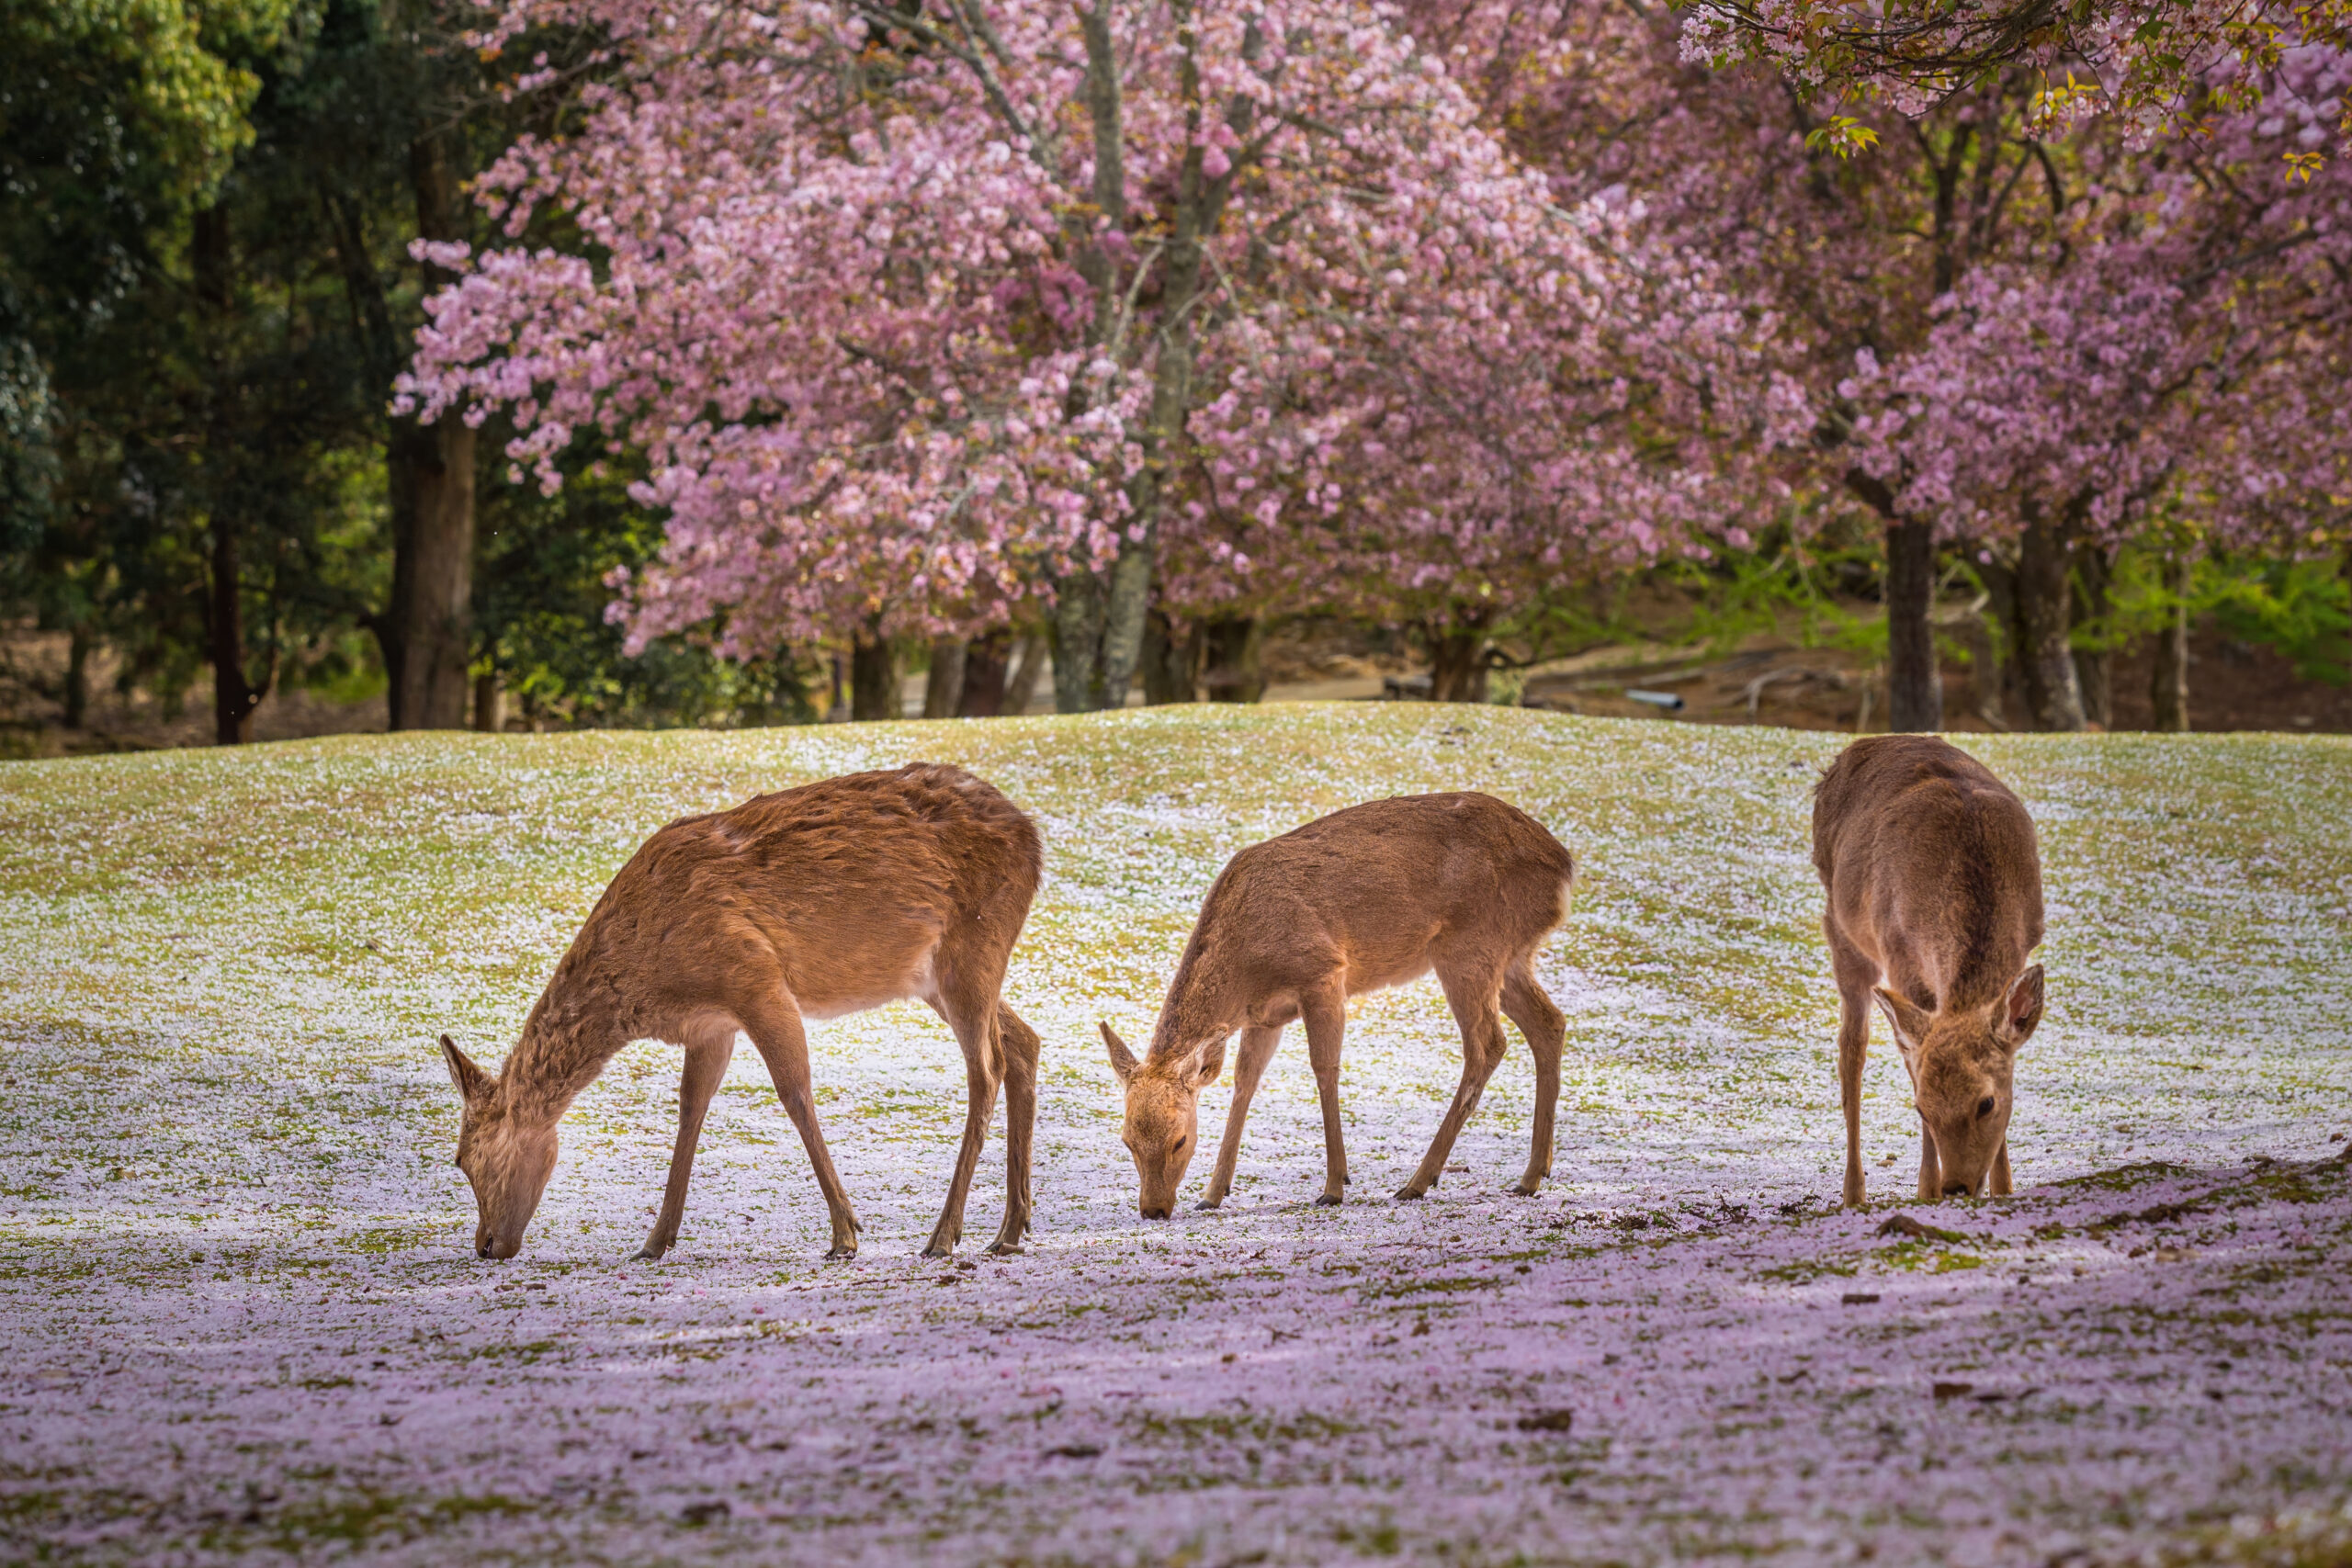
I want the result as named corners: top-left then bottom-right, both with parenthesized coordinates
top-left (1, 705), bottom-right (2346, 1564)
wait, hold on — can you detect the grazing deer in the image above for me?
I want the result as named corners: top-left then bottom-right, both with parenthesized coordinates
top-left (1101, 793), bottom-right (1574, 1218)
top-left (437, 763), bottom-right (1044, 1261)
top-left (1813, 735), bottom-right (2046, 1207)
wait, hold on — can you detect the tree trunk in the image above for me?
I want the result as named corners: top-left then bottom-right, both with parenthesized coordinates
top-left (2070, 541), bottom-right (2115, 729)
top-left (391, 131), bottom-right (478, 731)
top-left (1883, 519), bottom-right (1943, 732)
top-left (473, 671), bottom-right (503, 733)
top-left (2016, 509), bottom-right (2086, 732)
top-left (922, 637), bottom-right (967, 719)
top-left (63, 624), bottom-right (91, 729)
top-left (1201, 616), bottom-right (1265, 703)
top-left (396, 416), bottom-right (476, 728)
top-left (1141, 607), bottom-right (1202, 703)
top-left (1052, 570), bottom-right (1105, 712)
top-left (208, 519), bottom-right (268, 745)
top-left (850, 631), bottom-right (899, 721)
top-left (1001, 633), bottom-right (1048, 717)
top-left (1975, 553), bottom-right (2024, 728)
top-left (958, 629), bottom-right (1012, 717)
top-left (2150, 553), bottom-right (2190, 733)
top-left (1427, 626), bottom-right (1488, 704)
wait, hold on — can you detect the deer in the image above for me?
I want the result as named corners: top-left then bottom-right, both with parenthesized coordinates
top-left (1813, 734), bottom-right (2047, 1208)
top-left (1100, 792), bottom-right (1575, 1219)
top-left (436, 762), bottom-right (1044, 1262)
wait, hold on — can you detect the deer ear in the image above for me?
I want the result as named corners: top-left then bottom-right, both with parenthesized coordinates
top-left (1190, 1036), bottom-right (1228, 1089)
top-left (440, 1034), bottom-right (490, 1103)
top-left (1100, 1022), bottom-right (1139, 1087)
top-left (1996, 964), bottom-right (2044, 1051)
top-left (1871, 988), bottom-right (1931, 1055)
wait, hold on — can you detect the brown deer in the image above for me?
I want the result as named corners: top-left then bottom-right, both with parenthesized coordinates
top-left (1101, 793), bottom-right (1575, 1218)
top-left (1813, 735), bottom-right (2046, 1207)
top-left (437, 762), bottom-right (1044, 1261)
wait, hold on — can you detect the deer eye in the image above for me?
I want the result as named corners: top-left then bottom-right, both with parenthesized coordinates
top-left (1976, 1096), bottom-right (1996, 1119)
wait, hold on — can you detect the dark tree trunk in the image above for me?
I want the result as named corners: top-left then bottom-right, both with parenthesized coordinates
top-left (390, 132), bottom-right (478, 730)
top-left (397, 415), bottom-right (475, 728)
top-left (1140, 607), bottom-right (1202, 703)
top-left (2070, 540), bottom-right (2115, 729)
top-left (1883, 518), bottom-right (1943, 732)
top-left (957, 629), bottom-right (1012, 717)
top-left (63, 625), bottom-right (92, 729)
top-left (1975, 554), bottom-right (2024, 728)
top-left (1201, 616), bottom-right (1265, 703)
top-left (379, 437), bottom-right (419, 728)
top-left (2151, 553), bottom-right (2190, 732)
top-left (1427, 626), bottom-right (1488, 704)
top-left (1001, 632), bottom-right (1048, 716)
top-left (1052, 570), bottom-right (1104, 712)
top-left (2016, 509), bottom-right (2086, 732)
top-left (473, 671), bottom-right (503, 733)
top-left (922, 637), bottom-right (967, 719)
top-left (851, 631), bottom-right (899, 721)
top-left (208, 519), bottom-right (269, 745)
top-left (1957, 597), bottom-right (2005, 729)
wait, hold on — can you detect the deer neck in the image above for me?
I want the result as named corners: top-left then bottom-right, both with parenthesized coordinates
top-left (501, 980), bottom-right (629, 1125)
top-left (1148, 976), bottom-right (1240, 1069)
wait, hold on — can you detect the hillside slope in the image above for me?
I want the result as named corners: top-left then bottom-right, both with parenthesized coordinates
top-left (1, 707), bottom-right (2346, 1564)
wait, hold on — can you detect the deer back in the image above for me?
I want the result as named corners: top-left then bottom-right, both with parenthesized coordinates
top-left (1148, 792), bottom-right (1573, 1060)
top-left (1813, 736), bottom-right (2042, 1011)
top-left (548, 763), bottom-right (1042, 1032)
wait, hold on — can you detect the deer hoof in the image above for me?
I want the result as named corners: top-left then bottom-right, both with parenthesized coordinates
top-left (1195, 1196), bottom-right (1224, 1212)
top-left (825, 1241), bottom-right (858, 1260)
top-left (984, 1239), bottom-right (1024, 1257)
top-left (1312, 1192), bottom-right (1342, 1208)
top-left (1511, 1179), bottom-right (1541, 1197)
top-left (631, 1244), bottom-right (666, 1262)
top-left (1394, 1186), bottom-right (1427, 1202)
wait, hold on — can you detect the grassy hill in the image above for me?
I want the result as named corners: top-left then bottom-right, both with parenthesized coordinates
top-left (2, 705), bottom-right (2347, 1564)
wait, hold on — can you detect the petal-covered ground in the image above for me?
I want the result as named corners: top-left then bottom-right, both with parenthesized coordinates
top-left (1, 705), bottom-right (2346, 1566)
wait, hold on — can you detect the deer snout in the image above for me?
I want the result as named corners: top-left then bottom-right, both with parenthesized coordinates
top-left (1941, 1181), bottom-right (1974, 1199)
top-left (1140, 1202), bottom-right (1172, 1221)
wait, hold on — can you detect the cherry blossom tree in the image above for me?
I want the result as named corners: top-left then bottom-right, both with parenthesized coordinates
top-left (1683, 0), bottom-right (2350, 167)
top-left (1840, 45), bottom-right (2352, 728)
top-left (401, 0), bottom-right (1774, 712)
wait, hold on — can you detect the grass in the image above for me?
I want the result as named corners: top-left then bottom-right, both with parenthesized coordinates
top-left (1, 705), bottom-right (2347, 1566)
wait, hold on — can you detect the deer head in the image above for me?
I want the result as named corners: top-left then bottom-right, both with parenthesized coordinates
top-left (440, 1035), bottom-right (559, 1259)
top-left (1102, 1022), bottom-right (1223, 1219)
top-left (1873, 965), bottom-right (2044, 1200)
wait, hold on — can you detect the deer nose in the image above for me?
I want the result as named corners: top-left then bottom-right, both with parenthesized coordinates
top-left (477, 1239), bottom-right (495, 1258)
top-left (1140, 1203), bottom-right (1171, 1221)
top-left (1942, 1181), bottom-right (1973, 1198)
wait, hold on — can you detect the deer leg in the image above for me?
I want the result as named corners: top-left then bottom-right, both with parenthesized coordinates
top-left (986, 1002), bottom-right (1040, 1254)
top-left (1400, 962), bottom-right (1510, 1201)
top-left (636, 1029), bottom-right (737, 1261)
top-left (738, 994), bottom-right (861, 1258)
top-left (922, 980), bottom-right (1005, 1258)
top-left (1832, 954), bottom-right (1872, 1208)
top-left (1501, 963), bottom-right (1565, 1196)
top-left (1298, 987), bottom-right (1350, 1207)
top-left (1917, 1119), bottom-right (1942, 1202)
top-left (1992, 1138), bottom-right (2013, 1197)
top-left (1201, 1025), bottom-right (1282, 1211)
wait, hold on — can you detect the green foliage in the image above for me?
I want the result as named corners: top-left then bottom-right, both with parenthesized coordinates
top-left (0, 0), bottom-right (300, 319)
top-left (2098, 547), bottom-right (2350, 685)
top-left (475, 433), bottom-right (823, 729)
top-left (1657, 516), bottom-right (1887, 658)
